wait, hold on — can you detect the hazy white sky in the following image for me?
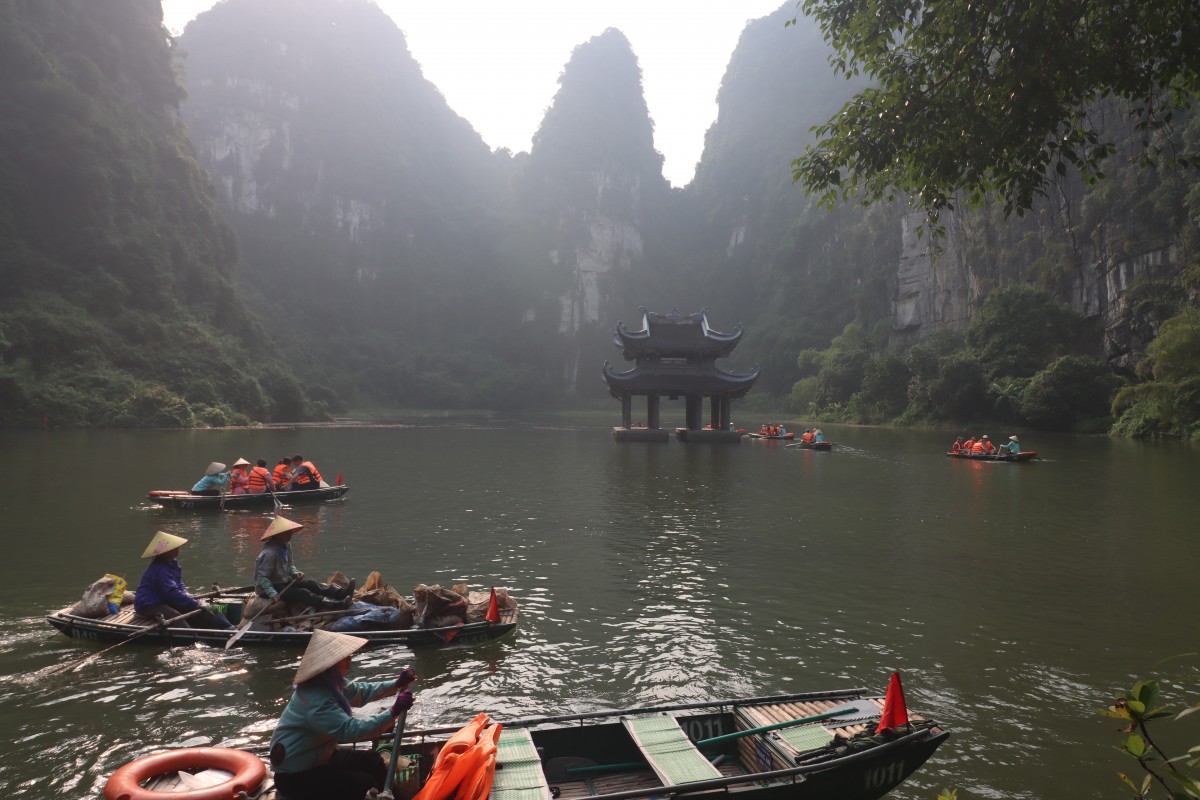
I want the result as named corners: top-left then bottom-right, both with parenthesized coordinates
top-left (161, 0), bottom-right (790, 187)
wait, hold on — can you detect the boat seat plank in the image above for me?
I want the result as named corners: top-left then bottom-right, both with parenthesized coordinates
top-left (491, 728), bottom-right (551, 800)
top-left (621, 714), bottom-right (722, 786)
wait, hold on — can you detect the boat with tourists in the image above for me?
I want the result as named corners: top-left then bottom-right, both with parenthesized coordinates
top-left (46, 585), bottom-right (519, 650)
top-left (945, 450), bottom-right (1037, 462)
top-left (146, 484), bottom-right (350, 510)
top-left (746, 432), bottom-right (795, 440)
top-left (103, 683), bottom-right (947, 800)
top-left (786, 441), bottom-right (833, 451)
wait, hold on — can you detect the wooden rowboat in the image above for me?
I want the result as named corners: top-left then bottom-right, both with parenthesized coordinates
top-left (945, 450), bottom-right (1038, 462)
top-left (746, 432), bottom-right (795, 440)
top-left (785, 441), bottom-right (833, 451)
top-left (146, 484), bottom-right (349, 509)
top-left (108, 688), bottom-right (947, 800)
top-left (46, 591), bottom-right (518, 650)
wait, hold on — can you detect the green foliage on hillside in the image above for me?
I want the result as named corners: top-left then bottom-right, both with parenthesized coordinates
top-left (0, 0), bottom-right (310, 428)
top-left (793, 0), bottom-right (1200, 230)
top-left (789, 286), bottom-right (1125, 431)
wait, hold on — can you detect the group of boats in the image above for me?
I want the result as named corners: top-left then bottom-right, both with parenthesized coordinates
top-left (50, 471), bottom-right (948, 800)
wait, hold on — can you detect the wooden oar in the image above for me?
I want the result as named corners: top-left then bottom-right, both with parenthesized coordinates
top-left (694, 698), bottom-right (880, 747)
top-left (50, 607), bottom-right (207, 675)
top-left (270, 607), bottom-right (361, 626)
top-left (224, 576), bottom-right (300, 650)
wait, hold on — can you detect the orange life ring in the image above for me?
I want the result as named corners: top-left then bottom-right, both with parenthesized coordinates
top-left (104, 747), bottom-right (266, 800)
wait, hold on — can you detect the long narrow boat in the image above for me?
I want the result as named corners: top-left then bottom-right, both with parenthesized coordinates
top-left (785, 441), bottom-right (833, 451)
top-left (46, 591), bottom-right (518, 650)
top-left (945, 450), bottom-right (1038, 462)
top-left (746, 432), bottom-right (795, 440)
top-left (107, 688), bottom-right (947, 800)
top-left (146, 484), bottom-right (349, 509)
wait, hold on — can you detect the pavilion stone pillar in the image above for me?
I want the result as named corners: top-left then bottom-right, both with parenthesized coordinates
top-left (685, 394), bottom-right (702, 430)
top-left (720, 397), bottom-right (732, 429)
top-left (709, 396), bottom-right (721, 430)
top-left (621, 393), bottom-right (632, 429)
top-left (647, 394), bottom-right (661, 429)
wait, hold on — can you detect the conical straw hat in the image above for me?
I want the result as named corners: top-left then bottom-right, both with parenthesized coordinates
top-left (295, 629), bottom-right (366, 684)
top-left (142, 531), bottom-right (188, 558)
top-left (1009, 435), bottom-right (1019, 442)
top-left (261, 516), bottom-right (304, 541)
top-left (232, 458), bottom-right (251, 467)
top-left (205, 462), bottom-right (227, 476)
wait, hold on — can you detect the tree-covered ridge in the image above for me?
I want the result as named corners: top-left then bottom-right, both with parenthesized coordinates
top-left (0, 0), bottom-right (308, 427)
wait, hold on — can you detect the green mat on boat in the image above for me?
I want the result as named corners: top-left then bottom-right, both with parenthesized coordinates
top-left (622, 715), bottom-right (722, 785)
top-left (773, 724), bottom-right (836, 753)
top-left (492, 728), bottom-right (551, 800)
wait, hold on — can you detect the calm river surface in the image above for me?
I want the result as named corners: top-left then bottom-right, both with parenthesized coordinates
top-left (1, 422), bottom-right (1197, 799)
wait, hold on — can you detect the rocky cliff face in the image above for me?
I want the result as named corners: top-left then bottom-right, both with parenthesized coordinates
top-left (514, 29), bottom-right (670, 393)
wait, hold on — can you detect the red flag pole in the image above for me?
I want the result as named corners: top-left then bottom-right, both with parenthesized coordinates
top-left (485, 587), bottom-right (500, 624)
top-left (875, 671), bottom-right (910, 733)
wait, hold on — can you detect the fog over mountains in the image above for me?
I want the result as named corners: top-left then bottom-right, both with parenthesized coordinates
top-left (1, 0), bottom-right (1193, 432)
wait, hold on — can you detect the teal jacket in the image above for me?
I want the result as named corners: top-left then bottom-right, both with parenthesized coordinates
top-left (1000, 440), bottom-right (1021, 454)
top-left (269, 679), bottom-right (396, 773)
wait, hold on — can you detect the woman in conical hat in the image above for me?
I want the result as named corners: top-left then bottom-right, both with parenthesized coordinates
top-left (253, 516), bottom-right (356, 611)
top-left (229, 458), bottom-right (252, 495)
top-left (191, 462), bottom-right (230, 496)
top-left (133, 531), bottom-right (232, 630)
top-left (269, 629), bottom-right (418, 800)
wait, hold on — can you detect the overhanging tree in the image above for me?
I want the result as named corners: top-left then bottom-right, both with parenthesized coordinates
top-left (790, 0), bottom-right (1200, 227)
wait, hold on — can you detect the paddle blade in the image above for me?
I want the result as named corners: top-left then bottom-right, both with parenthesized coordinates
top-left (224, 624), bottom-right (249, 650)
top-left (875, 671), bottom-right (910, 732)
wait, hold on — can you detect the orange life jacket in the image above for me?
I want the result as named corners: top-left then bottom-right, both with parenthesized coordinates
top-left (971, 441), bottom-right (985, 453)
top-left (272, 463), bottom-right (292, 487)
top-left (802, 432), bottom-right (815, 443)
top-left (248, 466), bottom-right (272, 492)
top-left (962, 438), bottom-right (975, 451)
top-left (293, 461), bottom-right (322, 485)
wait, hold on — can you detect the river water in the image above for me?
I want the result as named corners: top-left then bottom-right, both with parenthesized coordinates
top-left (0, 422), bottom-right (1196, 799)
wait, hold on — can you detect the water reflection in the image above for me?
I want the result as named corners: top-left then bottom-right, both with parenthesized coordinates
top-left (0, 425), bottom-right (1197, 799)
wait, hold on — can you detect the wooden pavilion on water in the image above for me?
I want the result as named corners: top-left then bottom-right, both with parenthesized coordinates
top-left (603, 308), bottom-right (759, 442)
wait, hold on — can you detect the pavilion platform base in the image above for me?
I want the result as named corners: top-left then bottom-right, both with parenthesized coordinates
top-left (675, 428), bottom-right (743, 443)
top-left (612, 426), bottom-right (671, 442)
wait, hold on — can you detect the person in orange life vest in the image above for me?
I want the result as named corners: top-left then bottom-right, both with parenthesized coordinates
top-left (961, 436), bottom-right (975, 453)
top-left (981, 434), bottom-right (996, 454)
top-left (228, 457), bottom-right (251, 494)
top-left (970, 436), bottom-right (987, 454)
top-left (951, 436), bottom-right (964, 452)
top-left (758, 424), bottom-right (768, 435)
top-left (272, 458), bottom-right (293, 490)
top-left (801, 429), bottom-right (815, 443)
top-left (246, 459), bottom-right (275, 494)
top-left (269, 629), bottom-right (417, 800)
top-left (290, 455), bottom-right (323, 490)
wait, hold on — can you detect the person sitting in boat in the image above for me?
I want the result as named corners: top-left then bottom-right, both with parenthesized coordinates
top-left (289, 454), bottom-right (323, 490)
top-left (190, 462), bottom-right (230, 496)
top-left (228, 458), bottom-right (252, 494)
top-left (961, 435), bottom-right (975, 453)
top-left (269, 629), bottom-right (417, 800)
top-left (412, 584), bottom-right (468, 629)
top-left (272, 457), bottom-right (294, 491)
top-left (254, 516), bottom-right (354, 611)
top-left (801, 429), bottom-right (815, 443)
top-left (246, 459), bottom-right (276, 494)
top-left (951, 436), bottom-right (964, 453)
top-left (813, 428), bottom-right (826, 443)
top-left (758, 424), bottom-right (768, 435)
top-left (1000, 435), bottom-right (1021, 455)
top-left (134, 531), bottom-right (233, 629)
top-left (778, 424), bottom-right (788, 436)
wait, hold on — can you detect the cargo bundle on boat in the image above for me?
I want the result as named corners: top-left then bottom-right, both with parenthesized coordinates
top-left (104, 682), bottom-right (946, 800)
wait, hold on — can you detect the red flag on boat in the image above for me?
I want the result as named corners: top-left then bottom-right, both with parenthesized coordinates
top-left (485, 587), bottom-right (500, 624)
top-left (335, 472), bottom-right (343, 486)
top-left (875, 671), bottom-right (910, 732)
